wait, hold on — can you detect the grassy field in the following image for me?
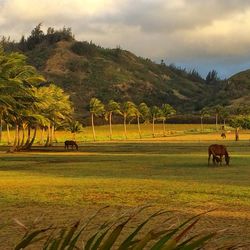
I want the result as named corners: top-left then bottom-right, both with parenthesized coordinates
top-left (0, 138), bottom-right (250, 249)
top-left (1, 123), bottom-right (250, 144)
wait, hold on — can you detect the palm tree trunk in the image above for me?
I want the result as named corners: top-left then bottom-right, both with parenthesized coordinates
top-left (0, 117), bottom-right (3, 143)
top-left (17, 125), bottom-right (21, 148)
top-left (201, 116), bottom-right (203, 132)
top-left (54, 129), bottom-right (58, 143)
top-left (152, 116), bottom-right (155, 138)
top-left (123, 115), bottom-right (127, 139)
top-left (109, 112), bottom-right (112, 140)
top-left (11, 124), bottom-right (19, 151)
top-left (163, 119), bottom-right (166, 136)
top-left (7, 124), bottom-right (11, 145)
top-left (91, 113), bottom-right (96, 141)
top-left (45, 125), bottom-right (51, 147)
top-left (19, 125), bottom-right (25, 147)
top-left (215, 114), bottom-right (218, 131)
top-left (39, 127), bottom-right (45, 145)
top-left (137, 115), bottom-right (142, 139)
top-left (27, 127), bottom-right (37, 149)
top-left (51, 125), bottom-right (55, 146)
top-left (23, 126), bottom-right (31, 148)
top-left (235, 128), bottom-right (239, 141)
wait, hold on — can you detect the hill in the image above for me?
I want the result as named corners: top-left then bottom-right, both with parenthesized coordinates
top-left (23, 39), bottom-right (212, 118)
top-left (3, 25), bottom-right (250, 120)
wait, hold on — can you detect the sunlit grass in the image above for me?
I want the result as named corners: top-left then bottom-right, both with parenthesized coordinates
top-left (0, 142), bottom-right (249, 248)
top-left (2, 123), bottom-right (250, 144)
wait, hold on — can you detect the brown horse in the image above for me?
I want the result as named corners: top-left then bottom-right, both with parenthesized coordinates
top-left (208, 144), bottom-right (230, 166)
top-left (64, 140), bottom-right (78, 151)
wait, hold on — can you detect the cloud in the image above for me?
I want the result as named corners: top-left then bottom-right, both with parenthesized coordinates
top-left (1, 0), bottom-right (250, 77)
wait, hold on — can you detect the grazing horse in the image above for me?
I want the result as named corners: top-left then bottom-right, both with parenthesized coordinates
top-left (64, 140), bottom-right (78, 151)
top-left (208, 144), bottom-right (230, 166)
top-left (221, 132), bottom-right (226, 139)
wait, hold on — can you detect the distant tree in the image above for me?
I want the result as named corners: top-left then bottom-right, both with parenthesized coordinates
top-left (229, 116), bottom-right (250, 141)
top-left (67, 120), bottom-right (83, 141)
top-left (211, 105), bottom-right (223, 131)
top-left (206, 70), bottom-right (219, 84)
top-left (105, 100), bottom-right (121, 140)
top-left (220, 107), bottom-right (231, 127)
top-left (26, 23), bottom-right (45, 50)
top-left (150, 106), bottom-right (161, 138)
top-left (89, 98), bottom-right (105, 141)
top-left (199, 107), bottom-right (210, 131)
top-left (138, 103), bottom-right (150, 123)
top-left (160, 104), bottom-right (176, 136)
top-left (229, 104), bottom-right (250, 141)
top-left (120, 101), bottom-right (137, 139)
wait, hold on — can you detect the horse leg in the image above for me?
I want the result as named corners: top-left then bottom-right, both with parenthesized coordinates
top-left (220, 155), bottom-right (223, 166)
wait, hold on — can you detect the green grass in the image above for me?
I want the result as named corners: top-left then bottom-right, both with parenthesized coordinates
top-left (0, 141), bottom-right (250, 248)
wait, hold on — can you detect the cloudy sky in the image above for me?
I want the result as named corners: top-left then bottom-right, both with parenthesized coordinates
top-left (1, 0), bottom-right (250, 78)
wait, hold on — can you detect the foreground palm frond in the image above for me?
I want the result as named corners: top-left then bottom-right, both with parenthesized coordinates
top-left (12, 208), bottom-right (219, 250)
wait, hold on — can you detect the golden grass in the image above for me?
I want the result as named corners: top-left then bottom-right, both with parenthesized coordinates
top-left (1, 123), bottom-right (250, 144)
top-left (0, 140), bottom-right (250, 248)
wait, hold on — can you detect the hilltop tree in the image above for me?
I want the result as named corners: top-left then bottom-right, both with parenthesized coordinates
top-left (206, 70), bottom-right (219, 84)
top-left (89, 98), bottom-right (105, 141)
top-left (120, 101), bottom-right (137, 139)
top-left (105, 100), bottom-right (121, 140)
top-left (160, 104), bottom-right (176, 136)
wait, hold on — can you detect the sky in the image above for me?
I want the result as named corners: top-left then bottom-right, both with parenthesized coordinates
top-left (1, 0), bottom-right (250, 78)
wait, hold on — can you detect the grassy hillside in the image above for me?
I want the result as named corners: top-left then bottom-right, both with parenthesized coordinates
top-left (4, 25), bottom-right (250, 118)
top-left (23, 39), bottom-right (211, 118)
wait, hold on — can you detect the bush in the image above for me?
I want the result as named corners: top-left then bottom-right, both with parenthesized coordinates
top-left (71, 41), bottom-right (97, 57)
top-left (67, 58), bottom-right (89, 72)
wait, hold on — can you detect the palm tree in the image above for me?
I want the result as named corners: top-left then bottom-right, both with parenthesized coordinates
top-left (0, 48), bottom-right (46, 151)
top-left (150, 106), bottom-right (161, 138)
top-left (134, 107), bottom-right (142, 139)
top-left (120, 101), bottom-right (137, 139)
top-left (220, 107), bottom-right (230, 127)
top-left (105, 100), bottom-right (121, 140)
top-left (161, 104), bottom-right (176, 136)
top-left (32, 84), bottom-right (72, 147)
top-left (200, 107), bottom-right (210, 132)
top-left (139, 103), bottom-right (150, 123)
top-left (212, 105), bottom-right (223, 131)
top-left (136, 103), bottom-right (151, 138)
top-left (89, 98), bottom-right (105, 141)
top-left (67, 120), bottom-right (83, 141)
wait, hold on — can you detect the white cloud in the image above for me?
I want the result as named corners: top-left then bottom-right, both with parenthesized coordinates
top-left (1, 0), bottom-right (250, 77)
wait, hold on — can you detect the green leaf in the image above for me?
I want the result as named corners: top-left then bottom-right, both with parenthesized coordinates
top-left (14, 227), bottom-right (51, 250)
top-left (99, 218), bottom-right (131, 250)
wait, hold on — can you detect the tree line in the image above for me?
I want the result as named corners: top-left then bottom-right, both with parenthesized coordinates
top-left (199, 104), bottom-right (250, 140)
top-left (0, 47), bottom-right (73, 151)
top-left (88, 98), bottom-right (176, 141)
top-left (1, 47), bottom-right (250, 149)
